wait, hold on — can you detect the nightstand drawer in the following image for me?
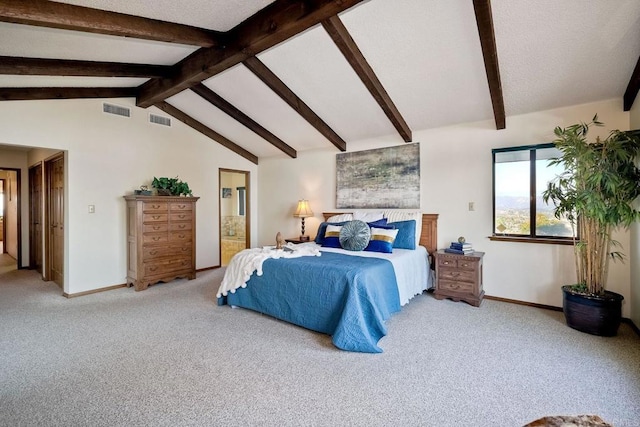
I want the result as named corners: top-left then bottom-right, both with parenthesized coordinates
top-left (439, 280), bottom-right (474, 294)
top-left (437, 256), bottom-right (478, 270)
top-left (439, 268), bottom-right (475, 283)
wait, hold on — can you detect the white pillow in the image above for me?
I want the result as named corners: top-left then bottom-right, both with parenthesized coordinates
top-left (326, 213), bottom-right (353, 222)
top-left (353, 211), bottom-right (384, 222)
top-left (383, 210), bottom-right (422, 247)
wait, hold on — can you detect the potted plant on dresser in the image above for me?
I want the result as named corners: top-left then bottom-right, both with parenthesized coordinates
top-left (543, 115), bottom-right (640, 336)
top-left (151, 176), bottom-right (193, 196)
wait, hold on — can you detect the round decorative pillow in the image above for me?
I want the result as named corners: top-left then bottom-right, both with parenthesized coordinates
top-left (339, 220), bottom-right (371, 251)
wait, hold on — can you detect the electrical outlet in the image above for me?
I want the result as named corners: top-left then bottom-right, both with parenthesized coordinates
top-left (88, 205), bottom-right (95, 213)
top-left (468, 202), bottom-right (475, 211)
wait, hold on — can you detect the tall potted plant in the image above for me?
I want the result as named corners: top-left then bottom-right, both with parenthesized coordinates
top-left (543, 115), bottom-right (640, 336)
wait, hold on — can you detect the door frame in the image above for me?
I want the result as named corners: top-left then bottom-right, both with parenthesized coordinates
top-left (218, 168), bottom-right (250, 266)
top-left (0, 168), bottom-right (22, 267)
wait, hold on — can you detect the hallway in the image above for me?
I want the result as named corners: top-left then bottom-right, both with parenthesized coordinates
top-left (0, 242), bottom-right (17, 274)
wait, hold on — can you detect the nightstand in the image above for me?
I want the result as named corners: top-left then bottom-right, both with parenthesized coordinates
top-left (434, 250), bottom-right (484, 307)
top-left (285, 237), bottom-right (311, 244)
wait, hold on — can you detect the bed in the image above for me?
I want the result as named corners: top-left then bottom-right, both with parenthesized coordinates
top-left (217, 212), bottom-right (438, 353)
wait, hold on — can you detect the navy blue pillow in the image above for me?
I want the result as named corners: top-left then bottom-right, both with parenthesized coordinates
top-left (365, 227), bottom-right (399, 253)
top-left (367, 218), bottom-right (388, 228)
top-left (390, 220), bottom-right (416, 249)
top-left (321, 224), bottom-right (343, 248)
top-left (315, 221), bottom-right (348, 244)
top-left (315, 219), bottom-right (388, 244)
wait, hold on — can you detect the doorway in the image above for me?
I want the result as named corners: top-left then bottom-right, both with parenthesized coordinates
top-left (219, 169), bottom-right (250, 267)
top-left (0, 168), bottom-right (21, 269)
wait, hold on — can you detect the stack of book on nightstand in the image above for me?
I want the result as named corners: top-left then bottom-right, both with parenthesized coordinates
top-left (444, 241), bottom-right (474, 255)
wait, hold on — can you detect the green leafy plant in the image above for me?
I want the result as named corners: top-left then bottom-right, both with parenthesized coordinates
top-left (542, 115), bottom-right (640, 295)
top-left (151, 176), bottom-right (193, 196)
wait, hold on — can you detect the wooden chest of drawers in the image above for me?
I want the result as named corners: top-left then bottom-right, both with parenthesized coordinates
top-left (124, 195), bottom-right (199, 291)
top-left (434, 250), bottom-right (484, 307)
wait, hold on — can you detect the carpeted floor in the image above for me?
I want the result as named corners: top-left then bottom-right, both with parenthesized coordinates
top-left (1, 259), bottom-right (639, 426)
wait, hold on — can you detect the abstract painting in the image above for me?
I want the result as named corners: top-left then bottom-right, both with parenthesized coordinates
top-left (336, 143), bottom-right (420, 209)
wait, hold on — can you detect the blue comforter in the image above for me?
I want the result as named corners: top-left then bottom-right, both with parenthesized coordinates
top-left (217, 251), bottom-right (401, 353)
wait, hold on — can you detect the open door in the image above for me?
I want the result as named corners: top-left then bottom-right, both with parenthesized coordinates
top-left (29, 163), bottom-right (43, 273)
top-left (45, 155), bottom-right (64, 287)
top-left (219, 169), bottom-right (250, 266)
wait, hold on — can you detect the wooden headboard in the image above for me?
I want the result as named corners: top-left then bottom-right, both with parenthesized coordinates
top-left (322, 212), bottom-right (439, 255)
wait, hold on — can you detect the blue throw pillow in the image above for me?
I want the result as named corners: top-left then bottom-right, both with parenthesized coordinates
top-left (315, 221), bottom-right (348, 244)
top-left (321, 224), bottom-right (343, 248)
top-left (390, 220), bottom-right (416, 250)
top-left (365, 227), bottom-right (399, 253)
top-left (367, 218), bottom-right (388, 228)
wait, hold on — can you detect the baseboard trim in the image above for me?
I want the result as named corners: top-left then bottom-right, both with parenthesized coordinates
top-left (63, 283), bottom-right (127, 298)
top-left (622, 318), bottom-right (640, 336)
top-left (196, 265), bottom-right (220, 273)
top-left (484, 295), bottom-right (563, 312)
top-left (484, 295), bottom-right (640, 338)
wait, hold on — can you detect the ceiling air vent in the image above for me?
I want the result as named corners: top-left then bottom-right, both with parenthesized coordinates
top-left (102, 102), bottom-right (130, 118)
top-left (149, 113), bottom-right (171, 127)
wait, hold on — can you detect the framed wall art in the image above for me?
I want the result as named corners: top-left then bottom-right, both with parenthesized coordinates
top-left (336, 143), bottom-right (420, 209)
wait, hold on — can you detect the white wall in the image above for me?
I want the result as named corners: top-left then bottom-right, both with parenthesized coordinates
top-left (259, 98), bottom-right (634, 316)
top-left (0, 98), bottom-right (258, 295)
top-left (629, 99), bottom-right (640, 327)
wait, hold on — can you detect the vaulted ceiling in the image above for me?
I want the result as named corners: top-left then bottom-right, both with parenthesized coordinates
top-left (1, 0), bottom-right (639, 164)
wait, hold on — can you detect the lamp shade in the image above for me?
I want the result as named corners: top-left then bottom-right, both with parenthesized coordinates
top-left (293, 199), bottom-right (313, 218)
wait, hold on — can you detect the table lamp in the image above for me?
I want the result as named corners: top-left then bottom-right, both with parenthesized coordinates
top-left (293, 199), bottom-right (313, 241)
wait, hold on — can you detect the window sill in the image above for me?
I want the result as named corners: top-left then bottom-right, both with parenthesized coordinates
top-left (489, 236), bottom-right (575, 245)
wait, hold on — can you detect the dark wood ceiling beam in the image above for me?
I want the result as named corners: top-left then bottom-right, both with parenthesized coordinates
top-left (243, 56), bottom-right (346, 152)
top-left (155, 101), bottom-right (258, 165)
top-left (0, 0), bottom-right (223, 47)
top-left (0, 56), bottom-right (171, 78)
top-left (321, 15), bottom-right (412, 142)
top-left (191, 83), bottom-right (296, 158)
top-left (0, 86), bottom-right (137, 101)
top-left (473, 0), bottom-right (506, 130)
top-left (137, 0), bottom-right (365, 108)
top-left (623, 55), bottom-right (640, 111)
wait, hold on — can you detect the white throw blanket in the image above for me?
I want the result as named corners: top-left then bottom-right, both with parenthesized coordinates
top-left (217, 242), bottom-right (321, 298)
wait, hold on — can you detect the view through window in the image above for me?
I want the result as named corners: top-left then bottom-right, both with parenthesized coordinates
top-left (493, 143), bottom-right (575, 239)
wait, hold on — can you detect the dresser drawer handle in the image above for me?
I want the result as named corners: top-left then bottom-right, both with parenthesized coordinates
top-left (178, 234), bottom-right (185, 238)
top-left (149, 266), bottom-right (157, 272)
top-left (153, 226), bottom-right (161, 230)
top-left (461, 263), bottom-right (470, 267)
top-left (178, 204), bottom-right (186, 209)
top-left (182, 247), bottom-right (188, 251)
top-left (443, 261), bottom-right (450, 265)
top-left (152, 204), bottom-right (160, 209)
top-left (178, 224), bottom-right (186, 229)
top-left (150, 250), bottom-right (158, 255)
top-left (152, 215), bottom-right (161, 220)
top-left (152, 236), bottom-right (161, 241)
top-left (178, 214), bottom-right (186, 219)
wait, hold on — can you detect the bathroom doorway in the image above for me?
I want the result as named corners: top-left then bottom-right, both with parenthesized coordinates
top-left (219, 169), bottom-right (250, 267)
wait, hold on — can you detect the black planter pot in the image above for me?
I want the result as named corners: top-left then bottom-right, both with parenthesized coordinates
top-left (562, 285), bottom-right (623, 337)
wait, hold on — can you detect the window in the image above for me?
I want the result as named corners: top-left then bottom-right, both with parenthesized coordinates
top-left (236, 187), bottom-right (246, 216)
top-left (492, 143), bottom-right (575, 241)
